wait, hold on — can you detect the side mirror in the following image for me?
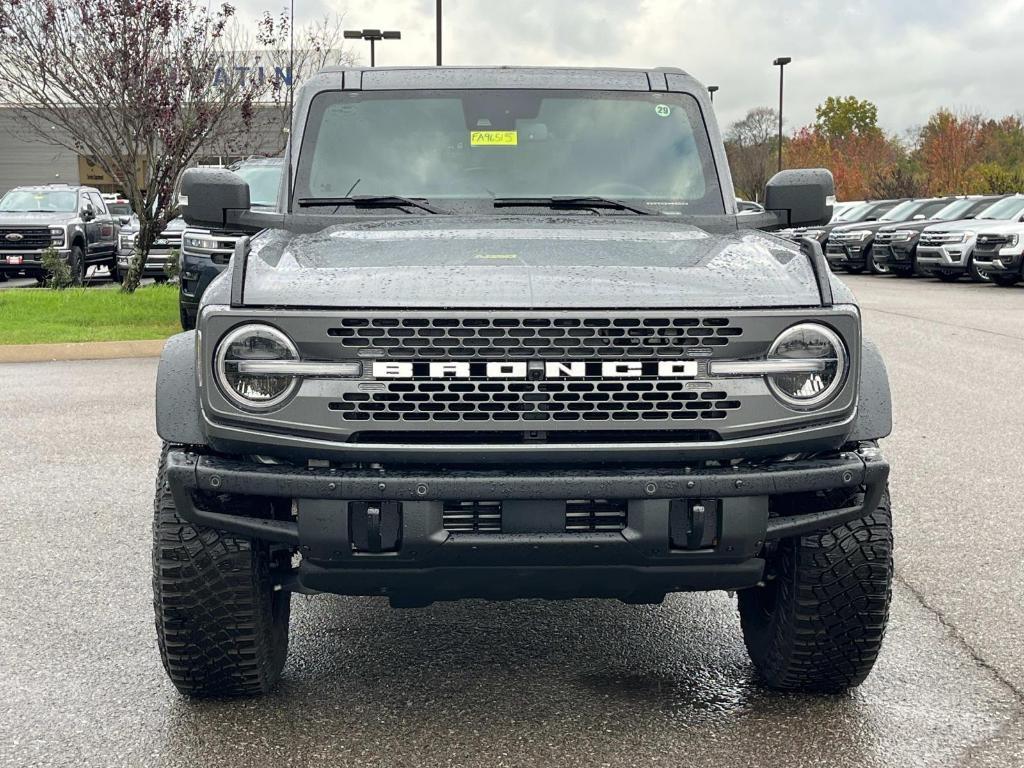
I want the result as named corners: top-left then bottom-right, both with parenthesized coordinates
top-left (118, 215), bottom-right (131, 226)
top-left (763, 169), bottom-right (834, 227)
top-left (180, 167), bottom-right (250, 229)
top-left (81, 204), bottom-right (95, 222)
top-left (913, 214), bottom-right (926, 220)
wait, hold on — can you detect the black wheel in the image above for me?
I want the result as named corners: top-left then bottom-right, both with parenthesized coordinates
top-left (845, 265), bottom-right (865, 275)
top-left (179, 303), bottom-right (195, 331)
top-left (154, 275), bottom-right (168, 284)
top-left (152, 445), bottom-right (291, 697)
top-left (69, 245), bottom-right (86, 286)
top-left (0, 271), bottom-right (8, 283)
top-left (992, 274), bottom-right (1021, 287)
top-left (935, 271), bottom-right (960, 283)
top-left (968, 258), bottom-right (991, 283)
top-left (738, 488), bottom-right (893, 693)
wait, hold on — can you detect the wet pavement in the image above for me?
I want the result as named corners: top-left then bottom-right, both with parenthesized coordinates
top-left (1, 275), bottom-right (1022, 767)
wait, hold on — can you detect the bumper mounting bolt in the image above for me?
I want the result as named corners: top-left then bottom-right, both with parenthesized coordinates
top-left (416, 484), bottom-right (428, 496)
top-left (686, 480), bottom-right (696, 490)
top-left (210, 476), bottom-right (221, 489)
top-left (842, 471), bottom-right (853, 483)
top-left (734, 479), bottom-right (744, 489)
top-left (644, 482), bottom-right (657, 495)
top-left (378, 482), bottom-right (386, 492)
top-left (328, 482), bottom-right (337, 491)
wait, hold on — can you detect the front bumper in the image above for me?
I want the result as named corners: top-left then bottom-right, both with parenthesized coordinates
top-left (179, 253), bottom-right (228, 313)
top-left (117, 248), bottom-right (175, 276)
top-left (0, 248), bottom-right (70, 273)
top-left (826, 241), bottom-right (870, 269)
top-left (871, 242), bottom-right (915, 265)
top-left (972, 250), bottom-right (1023, 278)
top-left (165, 447), bottom-right (890, 603)
top-left (917, 243), bottom-right (970, 274)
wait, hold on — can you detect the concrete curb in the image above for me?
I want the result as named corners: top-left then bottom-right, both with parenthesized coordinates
top-left (0, 339), bottom-right (166, 364)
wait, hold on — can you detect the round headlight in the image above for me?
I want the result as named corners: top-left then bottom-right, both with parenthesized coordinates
top-left (766, 323), bottom-right (848, 409)
top-left (215, 324), bottom-right (299, 409)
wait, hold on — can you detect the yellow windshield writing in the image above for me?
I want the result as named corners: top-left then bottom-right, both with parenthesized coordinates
top-left (470, 130), bottom-right (518, 146)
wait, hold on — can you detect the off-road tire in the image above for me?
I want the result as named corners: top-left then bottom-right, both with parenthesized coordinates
top-left (992, 274), bottom-right (1021, 287)
top-left (738, 488), bottom-right (892, 693)
top-left (152, 445), bottom-right (291, 697)
top-left (69, 245), bottom-right (86, 286)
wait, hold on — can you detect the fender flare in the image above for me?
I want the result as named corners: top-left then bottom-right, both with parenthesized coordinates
top-left (155, 331), bottom-right (207, 446)
top-left (851, 339), bottom-right (893, 442)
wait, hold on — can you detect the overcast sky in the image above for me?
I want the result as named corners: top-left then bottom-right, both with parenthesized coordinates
top-left (234, 0), bottom-right (1024, 137)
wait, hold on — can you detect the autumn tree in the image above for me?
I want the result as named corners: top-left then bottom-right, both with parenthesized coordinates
top-left (725, 107), bottom-right (778, 201)
top-left (0, 0), bottom-right (273, 291)
top-left (915, 110), bottom-right (985, 196)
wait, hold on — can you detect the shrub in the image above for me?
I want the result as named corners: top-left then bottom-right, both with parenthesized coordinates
top-left (41, 246), bottom-right (73, 290)
top-left (163, 248), bottom-right (181, 282)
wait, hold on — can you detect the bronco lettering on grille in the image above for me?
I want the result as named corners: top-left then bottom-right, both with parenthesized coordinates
top-left (371, 360), bottom-right (698, 380)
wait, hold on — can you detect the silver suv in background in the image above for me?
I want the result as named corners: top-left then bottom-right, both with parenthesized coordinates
top-left (917, 195), bottom-right (1024, 282)
top-left (179, 157), bottom-right (283, 329)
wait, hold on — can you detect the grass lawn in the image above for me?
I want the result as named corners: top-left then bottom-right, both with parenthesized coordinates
top-left (0, 284), bottom-right (181, 345)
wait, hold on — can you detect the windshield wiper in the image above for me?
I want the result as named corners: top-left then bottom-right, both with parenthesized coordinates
top-left (297, 195), bottom-right (446, 214)
top-left (493, 196), bottom-right (660, 215)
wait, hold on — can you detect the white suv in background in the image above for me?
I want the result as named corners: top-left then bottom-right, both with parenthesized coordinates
top-left (971, 220), bottom-right (1024, 287)
top-left (917, 195), bottom-right (1024, 282)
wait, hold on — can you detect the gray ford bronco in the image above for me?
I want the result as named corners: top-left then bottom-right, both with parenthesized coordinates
top-left (154, 66), bottom-right (894, 698)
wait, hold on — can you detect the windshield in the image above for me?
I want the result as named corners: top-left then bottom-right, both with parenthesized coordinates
top-left (976, 196), bottom-right (1024, 220)
top-left (234, 164), bottom-right (282, 207)
top-left (0, 189), bottom-right (77, 213)
top-left (879, 200), bottom-right (918, 222)
top-left (837, 203), bottom-right (872, 222)
top-left (295, 89), bottom-right (724, 214)
top-left (933, 199), bottom-right (977, 220)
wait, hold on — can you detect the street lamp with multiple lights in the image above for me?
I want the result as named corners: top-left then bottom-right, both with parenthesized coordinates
top-left (343, 28), bottom-right (401, 67)
top-left (772, 56), bottom-right (791, 172)
top-left (707, 85), bottom-right (719, 103)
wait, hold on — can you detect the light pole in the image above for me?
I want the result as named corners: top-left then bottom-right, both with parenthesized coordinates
top-left (707, 85), bottom-right (719, 103)
top-left (436, 0), bottom-right (442, 65)
top-left (343, 29), bottom-right (402, 67)
top-left (772, 57), bottom-right (791, 172)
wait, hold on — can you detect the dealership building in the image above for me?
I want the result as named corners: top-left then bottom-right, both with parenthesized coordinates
top-left (0, 107), bottom-right (285, 196)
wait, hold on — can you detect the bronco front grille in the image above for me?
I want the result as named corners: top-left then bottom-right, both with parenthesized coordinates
top-left (0, 228), bottom-right (51, 250)
top-left (326, 316), bottom-right (742, 359)
top-left (330, 382), bottom-right (741, 423)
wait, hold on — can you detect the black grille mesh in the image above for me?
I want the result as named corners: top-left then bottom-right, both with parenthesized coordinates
top-left (0, 228), bottom-right (51, 250)
top-left (330, 382), bottom-right (741, 423)
top-left (327, 316), bottom-right (742, 359)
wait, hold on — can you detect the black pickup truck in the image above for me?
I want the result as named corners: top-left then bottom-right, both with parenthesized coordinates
top-left (153, 66), bottom-right (894, 698)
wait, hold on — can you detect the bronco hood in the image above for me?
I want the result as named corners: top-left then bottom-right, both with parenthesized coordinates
top-left (242, 217), bottom-right (822, 309)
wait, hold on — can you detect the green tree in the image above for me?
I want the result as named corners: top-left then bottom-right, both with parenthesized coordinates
top-left (815, 96), bottom-right (881, 140)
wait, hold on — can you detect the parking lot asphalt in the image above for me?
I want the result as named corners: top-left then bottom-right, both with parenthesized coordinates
top-left (1, 275), bottom-right (1022, 768)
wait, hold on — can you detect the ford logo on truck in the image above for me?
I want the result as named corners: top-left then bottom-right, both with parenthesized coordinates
top-left (4, 232), bottom-right (23, 241)
top-left (371, 360), bottom-right (698, 379)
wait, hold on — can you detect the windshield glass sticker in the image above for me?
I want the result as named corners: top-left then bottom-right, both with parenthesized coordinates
top-left (654, 104), bottom-right (671, 117)
top-left (471, 130), bottom-right (518, 146)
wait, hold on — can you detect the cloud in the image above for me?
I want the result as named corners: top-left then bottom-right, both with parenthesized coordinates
top-left (235, 0), bottom-right (1024, 135)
